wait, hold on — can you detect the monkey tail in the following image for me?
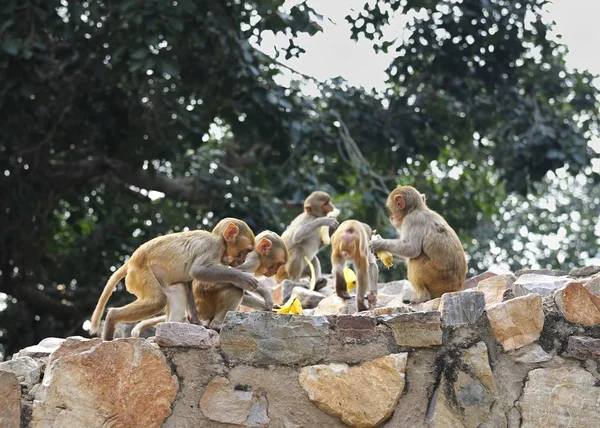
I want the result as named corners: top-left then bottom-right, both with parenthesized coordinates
top-left (90, 262), bottom-right (129, 335)
top-left (131, 315), bottom-right (166, 337)
top-left (304, 255), bottom-right (317, 291)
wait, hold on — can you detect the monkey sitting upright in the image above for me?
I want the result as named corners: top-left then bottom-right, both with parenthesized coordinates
top-left (275, 191), bottom-right (339, 293)
top-left (90, 218), bottom-right (258, 340)
top-left (370, 185), bottom-right (467, 303)
top-left (331, 220), bottom-right (379, 312)
top-left (131, 230), bottom-right (288, 335)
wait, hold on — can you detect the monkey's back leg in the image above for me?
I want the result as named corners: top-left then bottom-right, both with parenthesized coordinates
top-left (103, 265), bottom-right (167, 340)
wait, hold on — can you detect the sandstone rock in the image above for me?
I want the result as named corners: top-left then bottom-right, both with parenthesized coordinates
top-left (486, 294), bottom-right (544, 351)
top-left (376, 293), bottom-right (403, 306)
top-left (563, 336), bottom-right (600, 360)
top-left (378, 280), bottom-right (411, 295)
top-left (292, 286), bottom-right (326, 309)
top-left (0, 371), bottom-right (20, 428)
top-left (356, 305), bottom-right (413, 317)
top-left (554, 281), bottom-right (600, 326)
top-left (314, 294), bottom-right (356, 315)
top-left (515, 268), bottom-right (568, 277)
top-left (220, 312), bottom-right (329, 365)
top-left (155, 322), bottom-right (220, 348)
top-left (569, 265), bottom-right (600, 278)
top-left (16, 337), bottom-right (66, 359)
top-left (0, 356), bottom-right (40, 388)
top-left (299, 353), bottom-right (408, 428)
top-left (32, 337), bottom-right (178, 428)
top-left (464, 270), bottom-right (498, 289)
top-left (200, 376), bottom-right (269, 426)
top-left (327, 314), bottom-right (377, 340)
top-left (513, 274), bottom-right (571, 297)
top-left (381, 311), bottom-right (442, 347)
top-left (462, 342), bottom-right (496, 393)
top-left (410, 297), bottom-right (441, 312)
top-left (584, 274), bottom-right (600, 296)
top-left (426, 383), bottom-right (465, 428)
top-left (439, 291), bottom-right (485, 326)
top-left (518, 365), bottom-right (600, 428)
top-left (508, 343), bottom-right (552, 364)
top-left (476, 274), bottom-right (516, 306)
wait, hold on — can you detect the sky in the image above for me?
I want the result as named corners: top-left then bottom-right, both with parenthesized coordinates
top-left (259, 0), bottom-right (600, 153)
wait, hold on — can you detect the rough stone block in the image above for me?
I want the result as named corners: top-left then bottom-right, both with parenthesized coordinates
top-left (439, 291), bottom-right (485, 326)
top-left (554, 281), bottom-right (600, 326)
top-left (299, 353), bottom-right (408, 428)
top-left (486, 294), bottom-right (544, 351)
top-left (569, 265), bottom-right (600, 278)
top-left (327, 314), bottom-right (377, 340)
top-left (314, 294), bottom-right (357, 315)
top-left (515, 268), bottom-right (568, 277)
top-left (508, 343), bottom-right (551, 364)
top-left (220, 312), bottom-right (329, 365)
top-left (476, 274), bottom-right (516, 306)
top-left (563, 336), bottom-right (600, 361)
top-left (292, 286), bottom-right (326, 309)
top-left (381, 311), bottom-right (442, 347)
top-left (513, 274), bottom-right (571, 297)
top-left (15, 337), bottom-right (66, 359)
top-left (464, 270), bottom-right (498, 289)
top-left (155, 322), bottom-right (221, 348)
top-left (0, 356), bottom-right (40, 388)
top-left (518, 366), bottom-right (600, 427)
top-left (0, 371), bottom-right (20, 428)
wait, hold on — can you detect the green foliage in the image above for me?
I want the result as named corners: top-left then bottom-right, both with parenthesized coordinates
top-left (0, 0), bottom-right (598, 358)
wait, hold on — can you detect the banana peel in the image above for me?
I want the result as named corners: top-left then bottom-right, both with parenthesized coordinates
top-left (377, 251), bottom-right (393, 268)
top-left (274, 294), bottom-right (303, 315)
top-left (320, 207), bottom-right (340, 245)
top-left (344, 267), bottom-right (357, 292)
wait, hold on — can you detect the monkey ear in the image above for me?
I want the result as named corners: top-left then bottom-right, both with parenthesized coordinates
top-left (223, 223), bottom-right (240, 242)
top-left (256, 237), bottom-right (272, 255)
top-left (304, 204), bottom-right (312, 214)
top-left (421, 193), bottom-right (427, 203)
top-left (394, 194), bottom-right (405, 210)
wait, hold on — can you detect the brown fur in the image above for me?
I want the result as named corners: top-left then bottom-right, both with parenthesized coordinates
top-left (371, 185), bottom-right (467, 302)
top-left (275, 191), bottom-right (338, 285)
top-left (331, 220), bottom-right (379, 312)
top-left (90, 218), bottom-right (256, 340)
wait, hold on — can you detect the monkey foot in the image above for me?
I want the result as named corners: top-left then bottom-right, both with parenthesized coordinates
top-left (336, 291), bottom-right (352, 300)
top-left (314, 277), bottom-right (328, 291)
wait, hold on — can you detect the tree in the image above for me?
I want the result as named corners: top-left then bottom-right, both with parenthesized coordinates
top-left (0, 0), bottom-right (597, 358)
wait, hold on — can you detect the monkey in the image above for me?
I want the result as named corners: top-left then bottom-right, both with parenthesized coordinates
top-left (275, 191), bottom-right (339, 295)
top-left (130, 230), bottom-right (288, 336)
top-left (369, 185), bottom-right (467, 303)
top-left (331, 220), bottom-right (379, 312)
top-left (90, 218), bottom-right (258, 340)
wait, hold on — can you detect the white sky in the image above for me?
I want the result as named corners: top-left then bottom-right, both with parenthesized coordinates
top-left (260, 0), bottom-right (600, 153)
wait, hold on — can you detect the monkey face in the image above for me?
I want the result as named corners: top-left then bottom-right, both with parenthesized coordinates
top-left (256, 248), bottom-right (287, 277)
top-left (223, 236), bottom-right (254, 267)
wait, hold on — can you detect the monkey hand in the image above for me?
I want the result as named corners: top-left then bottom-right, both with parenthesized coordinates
top-left (238, 272), bottom-right (260, 291)
top-left (321, 216), bottom-right (339, 229)
top-left (369, 239), bottom-right (386, 253)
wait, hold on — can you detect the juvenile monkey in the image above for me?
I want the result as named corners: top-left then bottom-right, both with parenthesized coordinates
top-left (331, 220), bottom-right (379, 311)
top-left (131, 231), bottom-right (288, 335)
top-left (90, 218), bottom-right (258, 340)
top-left (370, 185), bottom-right (467, 303)
top-left (275, 191), bottom-right (339, 290)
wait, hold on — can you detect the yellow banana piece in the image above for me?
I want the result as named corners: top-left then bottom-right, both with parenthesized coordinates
top-left (343, 267), bottom-right (357, 292)
top-left (274, 294), bottom-right (303, 315)
top-left (377, 251), bottom-right (393, 269)
top-left (320, 207), bottom-right (340, 245)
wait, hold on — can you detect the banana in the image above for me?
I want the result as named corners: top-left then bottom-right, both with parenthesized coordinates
top-left (377, 251), bottom-right (393, 268)
top-left (343, 267), bottom-right (357, 292)
top-left (274, 294), bottom-right (303, 315)
top-left (320, 207), bottom-right (340, 245)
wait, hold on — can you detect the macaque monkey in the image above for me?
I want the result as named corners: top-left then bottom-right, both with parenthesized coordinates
top-left (275, 191), bottom-right (339, 291)
top-left (131, 231), bottom-right (288, 335)
top-left (331, 220), bottom-right (379, 312)
top-left (90, 218), bottom-right (258, 340)
top-left (370, 185), bottom-right (467, 303)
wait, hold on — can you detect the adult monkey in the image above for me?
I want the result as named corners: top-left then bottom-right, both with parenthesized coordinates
top-left (132, 231), bottom-right (288, 335)
top-left (330, 220), bottom-right (379, 311)
top-left (275, 191), bottom-right (339, 292)
top-left (90, 218), bottom-right (257, 340)
top-left (370, 186), bottom-right (467, 303)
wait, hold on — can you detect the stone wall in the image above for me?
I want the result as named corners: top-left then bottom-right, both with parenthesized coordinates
top-left (1, 267), bottom-right (600, 428)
